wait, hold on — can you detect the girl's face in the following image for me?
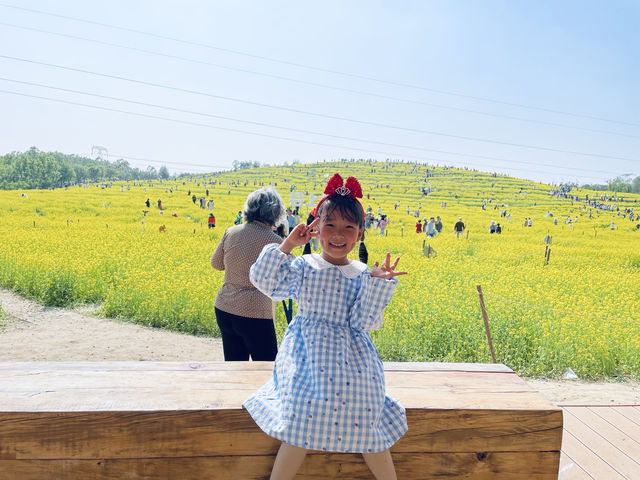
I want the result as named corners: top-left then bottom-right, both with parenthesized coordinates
top-left (316, 211), bottom-right (363, 266)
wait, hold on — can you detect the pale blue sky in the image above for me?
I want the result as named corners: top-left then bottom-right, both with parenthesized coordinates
top-left (0, 0), bottom-right (638, 184)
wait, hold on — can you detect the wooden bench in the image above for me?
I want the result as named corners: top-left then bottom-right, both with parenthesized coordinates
top-left (0, 362), bottom-right (562, 479)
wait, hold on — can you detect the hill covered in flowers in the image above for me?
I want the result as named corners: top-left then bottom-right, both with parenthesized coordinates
top-left (1, 160), bottom-right (638, 379)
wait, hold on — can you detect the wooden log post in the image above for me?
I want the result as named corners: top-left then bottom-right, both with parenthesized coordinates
top-left (476, 285), bottom-right (497, 363)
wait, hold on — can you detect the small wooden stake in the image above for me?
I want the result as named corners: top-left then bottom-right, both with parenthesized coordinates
top-left (476, 285), bottom-right (497, 363)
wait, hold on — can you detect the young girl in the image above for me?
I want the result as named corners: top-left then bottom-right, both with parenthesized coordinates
top-left (244, 174), bottom-right (408, 480)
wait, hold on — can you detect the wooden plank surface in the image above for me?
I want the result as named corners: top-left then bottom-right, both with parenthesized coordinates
top-left (563, 409), bottom-right (638, 479)
top-left (558, 406), bottom-right (640, 480)
top-left (564, 407), bottom-right (640, 467)
top-left (613, 406), bottom-right (640, 426)
top-left (557, 454), bottom-right (591, 480)
top-left (0, 408), bottom-right (562, 459)
top-left (0, 362), bottom-right (556, 411)
top-left (560, 430), bottom-right (626, 480)
top-left (0, 369), bottom-right (533, 392)
top-left (0, 451), bottom-right (561, 480)
top-left (590, 406), bottom-right (640, 444)
top-left (0, 361), bottom-right (515, 373)
top-left (0, 362), bottom-right (562, 480)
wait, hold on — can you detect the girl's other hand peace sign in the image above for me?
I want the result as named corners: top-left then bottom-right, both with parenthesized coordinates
top-left (371, 252), bottom-right (407, 279)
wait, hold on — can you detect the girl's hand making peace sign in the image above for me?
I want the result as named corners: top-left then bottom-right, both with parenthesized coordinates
top-left (279, 217), bottom-right (320, 254)
top-left (371, 252), bottom-right (407, 279)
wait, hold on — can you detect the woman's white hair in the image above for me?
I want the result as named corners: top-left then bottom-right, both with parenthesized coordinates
top-left (243, 186), bottom-right (286, 226)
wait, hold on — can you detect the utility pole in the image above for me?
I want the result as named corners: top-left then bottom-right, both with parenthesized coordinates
top-left (91, 145), bottom-right (108, 160)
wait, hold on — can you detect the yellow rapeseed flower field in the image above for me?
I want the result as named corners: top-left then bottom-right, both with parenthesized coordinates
top-left (1, 160), bottom-right (638, 379)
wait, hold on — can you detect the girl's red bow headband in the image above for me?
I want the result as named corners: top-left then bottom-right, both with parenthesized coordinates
top-left (315, 173), bottom-right (364, 214)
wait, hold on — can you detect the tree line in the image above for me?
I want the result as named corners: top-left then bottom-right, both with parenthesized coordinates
top-left (581, 175), bottom-right (640, 194)
top-left (0, 147), bottom-right (171, 190)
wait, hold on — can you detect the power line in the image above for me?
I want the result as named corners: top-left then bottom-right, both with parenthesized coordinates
top-left (0, 1), bottom-right (637, 128)
top-left (1, 21), bottom-right (637, 140)
top-left (1, 54), bottom-right (637, 164)
top-left (0, 76), bottom-right (627, 178)
top-left (110, 155), bottom-right (228, 172)
top-left (0, 88), bottom-right (617, 181)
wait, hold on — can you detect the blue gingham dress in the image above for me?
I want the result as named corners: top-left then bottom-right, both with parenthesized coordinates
top-left (243, 243), bottom-right (408, 453)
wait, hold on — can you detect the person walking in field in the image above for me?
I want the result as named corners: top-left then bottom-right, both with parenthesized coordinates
top-left (302, 209), bottom-right (318, 254)
top-left (286, 209), bottom-right (296, 232)
top-left (208, 213), bottom-right (216, 228)
top-left (454, 217), bottom-right (465, 238)
top-left (244, 173), bottom-right (408, 480)
top-left (379, 214), bottom-right (389, 236)
top-left (425, 217), bottom-right (437, 237)
top-left (435, 215), bottom-right (443, 233)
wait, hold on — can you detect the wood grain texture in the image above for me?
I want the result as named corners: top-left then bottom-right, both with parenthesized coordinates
top-left (0, 408), bottom-right (563, 460)
top-left (589, 406), bottom-right (640, 444)
top-left (0, 451), bottom-right (561, 480)
top-left (0, 361), bottom-right (515, 373)
top-left (562, 407), bottom-right (640, 479)
top-left (0, 362), bottom-right (556, 411)
top-left (564, 407), bottom-right (640, 466)
top-left (0, 362), bottom-right (562, 479)
top-left (557, 454), bottom-right (591, 480)
top-left (560, 430), bottom-right (626, 480)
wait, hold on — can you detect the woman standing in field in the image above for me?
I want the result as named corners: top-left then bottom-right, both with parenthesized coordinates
top-left (210, 187), bottom-right (286, 361)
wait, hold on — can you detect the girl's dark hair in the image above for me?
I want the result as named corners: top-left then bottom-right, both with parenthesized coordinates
top-left (316, 194), bottom-right (365, 228)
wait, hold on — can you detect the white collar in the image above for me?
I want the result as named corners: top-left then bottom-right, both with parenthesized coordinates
top-left (306, 254), bottom-right (368, 278)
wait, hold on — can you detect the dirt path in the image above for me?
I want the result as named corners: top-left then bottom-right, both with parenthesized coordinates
top-left (0, 289), bottom-right (224, 362)
top-left (1, 289), bottom-right (638, 405)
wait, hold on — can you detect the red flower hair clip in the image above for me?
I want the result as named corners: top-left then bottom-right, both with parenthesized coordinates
top-left (315, 173), bottom-right (364, 214)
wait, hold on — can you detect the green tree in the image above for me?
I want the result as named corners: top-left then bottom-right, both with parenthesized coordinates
top-left (88, 166), bottom-right (102, 182)
top-left (0, 148), bottom-right (173, 189)
top-left (59, 162), bottom-right (76, 185)
top-left (607, 176), bottom-right (632, 193)
top-left (74, 164), bottom-right (88, 184)
top-left (145, 166), bottom-right (158, 179)
top-left (159, 165), bottom-right (170, 180)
